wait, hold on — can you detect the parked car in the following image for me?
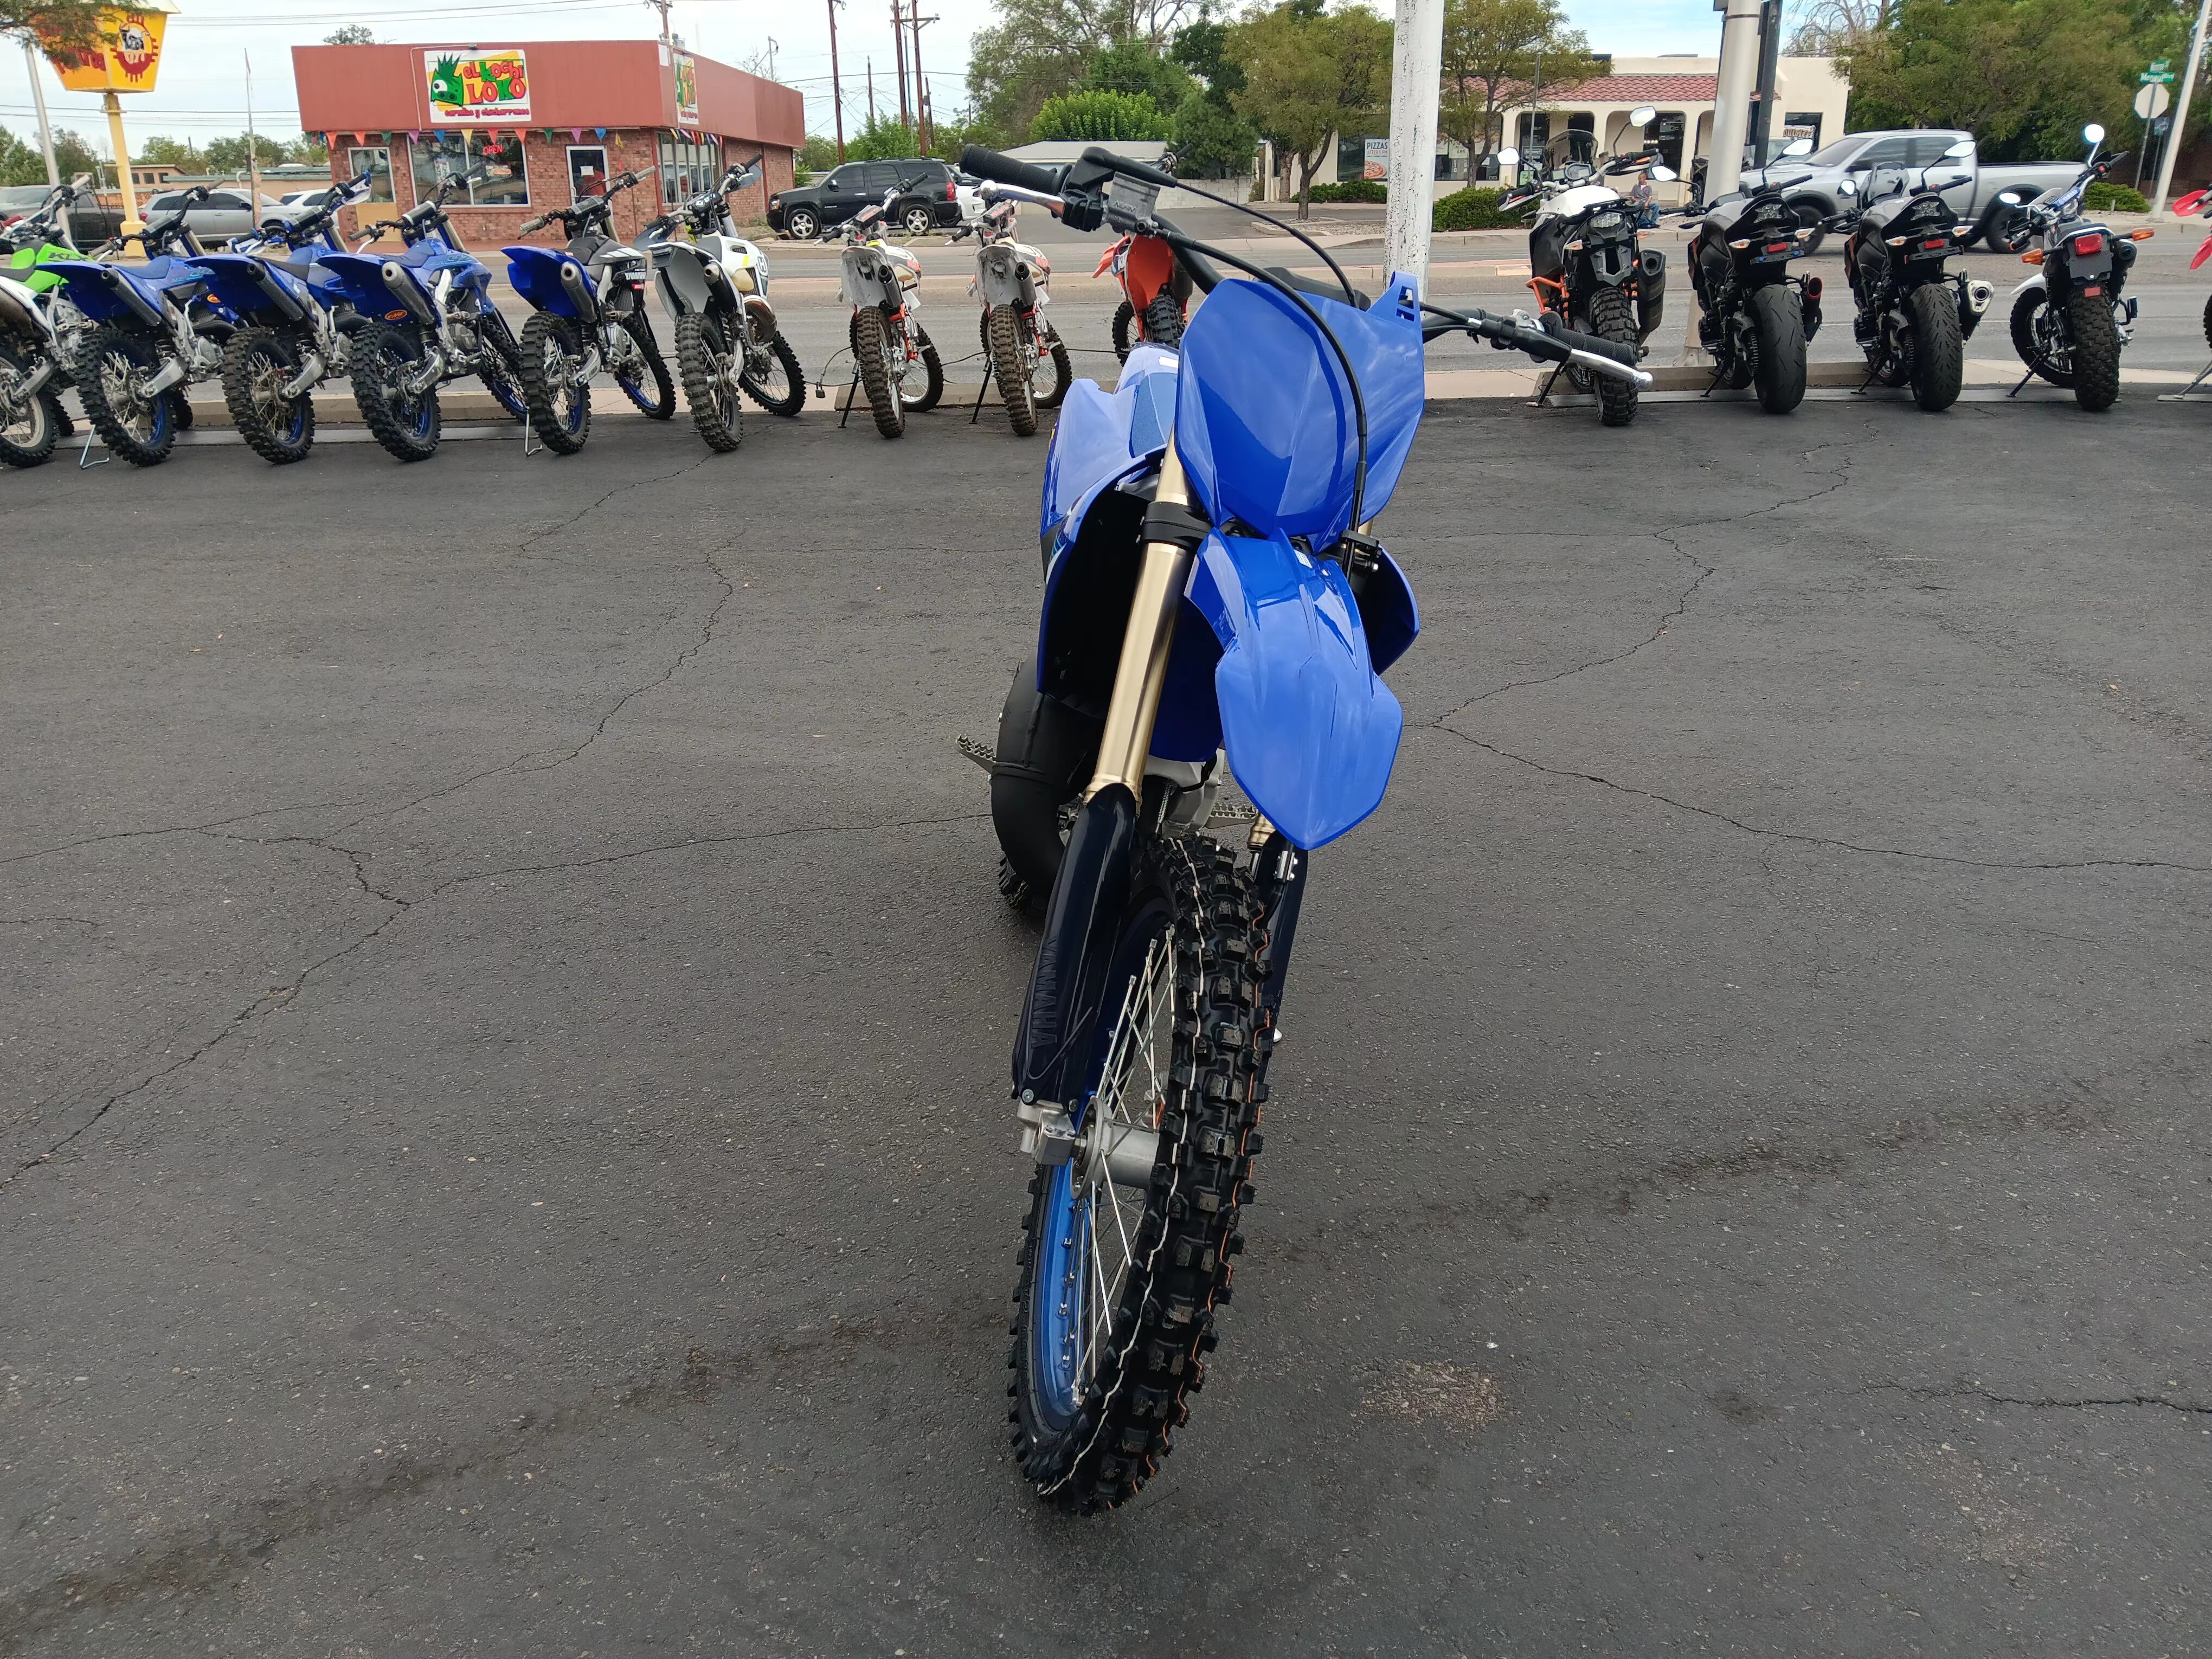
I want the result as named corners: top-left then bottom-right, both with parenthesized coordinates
top-left (141, 188), bottom-right (275, 242)
top-left (767, 158), bottom-right (963, 240)
top-left (1738, 130), bottom-right (2087, 253)
top-left (0, 182), bottom-right (122, 249)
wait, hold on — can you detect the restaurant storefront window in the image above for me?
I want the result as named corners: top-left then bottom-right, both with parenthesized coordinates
top-left (407, 130), bottom-right (530, 205)
top-left (658, 131), bottom-right (721, 202)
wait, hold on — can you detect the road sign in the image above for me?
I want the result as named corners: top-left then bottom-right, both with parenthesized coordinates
top-left (2143, 67), bottom-right (2176, 82)
top-left (2137, 81), bottom-right (2173, 119)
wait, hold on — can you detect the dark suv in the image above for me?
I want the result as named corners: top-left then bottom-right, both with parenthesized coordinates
top-left (767, 158), bottom-right (960, 240)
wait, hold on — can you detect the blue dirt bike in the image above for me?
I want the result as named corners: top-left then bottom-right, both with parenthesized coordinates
top-left (313, 167), bottom-right (528, 461)
top-left (960, 144), bottom-right (1647, 1511)
top-left (191, 168), bottom-right (378, 464)
top-left (44, 185), bottom-right (238, 466)
top-left (501, 166), bottom-right (676, 454)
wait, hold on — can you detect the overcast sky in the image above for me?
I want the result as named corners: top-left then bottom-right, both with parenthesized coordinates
top-left (1, 0), bottom-right (1725, 159)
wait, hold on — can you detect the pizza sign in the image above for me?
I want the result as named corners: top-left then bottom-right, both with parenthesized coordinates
top-left (425, 49), bottom-right (531, 124)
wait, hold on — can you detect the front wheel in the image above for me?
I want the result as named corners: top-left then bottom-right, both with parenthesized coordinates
top-left (1034, 321), bottom-right (1072, 410)
top-left (902, 323), bottom-right (944, 412)
top-left (520, 311), bottom-right (591, 454)
top-left (0, 339), bottom-right (62, 467)
top-left (2068, 293), bottom-right (2120, 413)
top-left (674, 310), bottom-right (743, 453)
top-left (1748, 283), bottom-right (1806, 414)
top-left (1906, 282), bottom-right (1962, 413)
top-left (474, 307), bottom-right (528, 422)
top-left (1587, 285), bottom-right (1641, 427)
top-left (1111, 298), bottom-right (1135, 363)
top-left (1141, 292), bottom-right (1185, 352)
top-left (989, 304), bottom-right (1039, 436)
top-left (852, 305), bottom-right (904, 438)
top-left (2009, 287), bottom-right (2073, 387)
top-left (351, 321), bottom-right (442, 462)
top-left (221, 327), bottom-right (316, 464)
top-left (1008, 836), bottom-right (1272, 1512)
top-left (740, 327), bottom-right (806, 416)
top-left (615, 313), bottom-right (676, 419)
top-left (77, 326), bottom-right (177, 466)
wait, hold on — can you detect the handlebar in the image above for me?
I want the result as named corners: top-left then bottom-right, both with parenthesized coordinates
top-left (517, 213), bottom-right (549, 235)
top-left (960, 146), bottom-right (1071, 199)
top-left (1422, 301), bottom-right (1649, 385)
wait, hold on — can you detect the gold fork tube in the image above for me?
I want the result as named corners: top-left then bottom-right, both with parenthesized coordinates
top-left (1086, 436), bottom-right (1194, 800)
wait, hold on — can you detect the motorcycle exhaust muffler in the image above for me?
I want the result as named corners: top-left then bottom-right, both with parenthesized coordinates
top-left (378, 262), bottom-right (436, 327)
top-left (1963, 278), bottom-right (1994, 317)
top-left (557, 260), bottom-right (597, 321)
top-left (1800, 273), bottom-right (1824, 342)
top-left (251, 266), bottom-right (308, 324)
top-left (1635, 249), bottom-right (1666, 340)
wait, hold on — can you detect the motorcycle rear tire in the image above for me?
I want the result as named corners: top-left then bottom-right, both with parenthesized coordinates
top-left (1142, 292), bottom-right (1184, 352)
top-left (2009, 288), bottom-right (2072, 388)
top-left (1906, 283), bottom-right (1962, 413)
top-left (675, 311), bottom-right (742, 453)
top-left (903, 324), bottom-right (944, 413)
top-left (991, 665), bottom-right (1099, 912)
top-left (616, 313), bottom-right (676, 419)
top-left (1748, 284), bottom-right (1805, 414)
top-left (1588, 286), bottom-right (1640, 427)
top-left (221, 327), bottom-right (316, 464)
top-left (519, 312), bottom-right (591, 455)
top-left (990, 304), bottom-right (1039, 436)
top-left (0, 339), bottom-right (62, 467)
top-left (1035, 322), bottom-right (1072, 410)
top-left (352, 321), bottom-right (443, 463)
top-left (475, 307), bottom-right (529, 422)
top-left (853, 305), bottom-right (904, 438)
top-left (739, 327), bottom-right (806, 416)
top-left (2202, 291), bottom-right (2212, 354)
top-left (2067, 294), bottom-right (2120, 413)
top-left (77, 325), bottom-right (177, 467)
top-left (1111, 298), bottom-right (1135, 363)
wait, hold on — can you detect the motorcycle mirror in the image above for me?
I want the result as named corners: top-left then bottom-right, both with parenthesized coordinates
top-left (1783, 137), bottom-right (1814, 157)
top-left (2084, 123), bottom-right (2105, 146)
top-left (1650, 165), bottom-right (1677, 182)
top-left (1627, 105), bottom-right (1657, 128)
top-left (1495, 147), bottom-right (1520, 170)
top-left (1942, 138), bottom-right (1975, 159)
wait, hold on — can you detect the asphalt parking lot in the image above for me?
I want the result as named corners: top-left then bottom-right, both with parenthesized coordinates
top-left (5, 394), bottom-right (2210, 1657)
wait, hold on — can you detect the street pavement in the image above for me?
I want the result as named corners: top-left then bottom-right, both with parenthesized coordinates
top-left (3, 393), bottom-right (2210, 1656)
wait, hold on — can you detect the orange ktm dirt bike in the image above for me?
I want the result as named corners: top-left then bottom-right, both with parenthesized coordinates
top-left (1102, 226), bottom-right (1193, 362)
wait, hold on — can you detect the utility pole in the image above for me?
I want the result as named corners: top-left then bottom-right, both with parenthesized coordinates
top-left (645, 0), bottom-right (673, 47)
top-left (22, 39), bottom-right (59, 186)
top-left (1750, 0), bottom-right (1781, 168)
top-left (827, 0), bottom-right (846, 160)
top-left (909, 11), bottom-right (937, 155)
top-left (2153, 0), bottom-right (2211, 217)
top-left (891, 0), bottom-right (911, 135)
top-left (1384, 0), bottom-right (1443, 292)
top-left (867, 57), bottom-right (876, 126)
top-left (244, 49), bottom-right (262, 227)
top-left (1706, 0), bottom-right (1763, 203)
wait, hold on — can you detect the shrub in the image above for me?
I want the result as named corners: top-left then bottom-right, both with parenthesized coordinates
top-left (2084, 181), bottom-right (2149, 213)
top-left (1030, 90), bottom-right (1173, 144)
top-left (1308, 178), bottom-right (1386, 203)
top-left (1432, 186), bottom-right (1519, 231)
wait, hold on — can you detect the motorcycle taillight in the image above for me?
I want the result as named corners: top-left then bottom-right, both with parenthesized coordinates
top-left (2072, 231), bottom-right (2105, 256)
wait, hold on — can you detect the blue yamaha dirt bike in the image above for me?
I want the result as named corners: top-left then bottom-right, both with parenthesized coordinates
top-left (960, 145), bottom-right (1648, 1512)
top-left (313, 167), bottom-right (527, 461)
top-left (44, 185), bottom-right (238, 466)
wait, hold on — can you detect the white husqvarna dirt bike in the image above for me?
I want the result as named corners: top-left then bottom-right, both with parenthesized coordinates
top-left (835, 188), bottom-right (942, 438)
top-left (953, 187), bottom-right (1072, 436)
top-left (641, 156), bottom-right (808, 452)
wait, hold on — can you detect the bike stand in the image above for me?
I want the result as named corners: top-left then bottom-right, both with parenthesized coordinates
top-left (968, 374), bottom-right (992, 424)
top-left (1530, 363), bottom-right (1564, 408)
top-left (520, 418), bottom-right (542, 458)
top-left (837, 368), bottom-right (861, 429)
top-left (2158, 358), bottom-right (2212, 401)
top-left (77, 427), bottom-right (109, 469)
top-left (2007, 363), bottom-right (2039, 398)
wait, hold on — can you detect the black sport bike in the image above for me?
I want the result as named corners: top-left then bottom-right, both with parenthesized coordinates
top-left (1685, 174), bottom-right (1824, 414)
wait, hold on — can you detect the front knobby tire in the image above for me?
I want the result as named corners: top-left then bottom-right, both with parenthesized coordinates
top-left (675, 311), bottom-right (743, 453)
top-left (520, 312), bottom-right (591, 455)
top-left (1035, 322), bottom-right (1072, 410)
top-left (2068, 295), bottom-right (2120, 413)
top-left (1008, 837), bottom-right (1274, 1513)
top-left (352, 321), bottom-right (442, 462)
top-left (1141, 292), bottom-right (1184, 352)
top-left (475, 307), bottom-right (528, 422)
top-left (852, 305), bottom-right (904, 438)
top-left (616, 313), bottom-right (676, 419)
top-left (221, 327), bottom-right (316, 464)
top-left (1111, 298), bottom-right (1135, 363)
top-left (1906, 283), bottom-right (1963, 413)
top-left (1589, 285), bottom-right (1640, 427)
top-left (740, 327), bottom-right (806, 416)
top-left (2010, 288), bottom-right (2073, 388)
top-left (1749, 284), bottom-right (1806, 414)
top-left (991, 304), bottom-right (1039, 436)
top-left (78, 326), bottom-right (177, 466)
top-left (903, 324), bottom-right (944, 412)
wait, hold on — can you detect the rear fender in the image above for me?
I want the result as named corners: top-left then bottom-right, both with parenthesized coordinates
top-left (317, 251), bottom-right (418, 323)
top-left (2009, 271), bottom-right (2047, 304)
top-left (504, 245), bottom-right (587, 319)
top-left (978, 242), bottom-right (1027, 309)
top-left (43, 260), bottom-right (165, 327)
top-left (1187, 529), bottom-right (1405, 851)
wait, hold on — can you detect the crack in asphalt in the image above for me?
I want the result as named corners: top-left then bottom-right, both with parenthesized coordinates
top-left (1431, 726), bottom-right (2212, 874)
top-left (0, 796), bottom-right (375, 869)
top-left (0, 916), bottom-right (98, 928)
top-left (1868, 1381), bottom-right (2212, 1416)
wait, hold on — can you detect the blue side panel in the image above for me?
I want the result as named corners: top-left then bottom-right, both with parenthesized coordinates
top-left (1039, 343), bottom-right (1178, 538)
top-left (1360, 541), bottom-right (1421, 675)
top-left (41, 260), bottom-right (140, 322)
top-left (1174, 272), bottom-right (1426, 548)
top-left (314, 251), bottom-right (405, 317)
top-left (1187, 529), bottom-right (1404, 850)
top-left (1150, 601), bottom-right (1224, 763)
top-left (192, 253), bottom-right (309, 320)
top-left (504, 245), bottom-right (583, 318)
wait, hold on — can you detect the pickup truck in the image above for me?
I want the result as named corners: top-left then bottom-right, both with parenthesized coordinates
top-left (1737, 129), bottom-right (2086, 253)
top-left (0, 182), bottom-right (124, 250)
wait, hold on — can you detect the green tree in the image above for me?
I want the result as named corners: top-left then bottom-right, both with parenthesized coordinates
top-left (844, 114), bottom-right (919, 161)
top-left (0, 123), bottom-right (99, 187)
top-left (203, 132), bottom-right (291, 175)
top-left (288, 132), bottom-right (329, 165)
top-left (1084, 38), bottom-right (1193, 108)
top-left (1439, 0), bottom-right (1599, 178)
top-left (1171, 18), bottom-right (1243, 97)
top-left (138, 134), bottom-right (204, 168)
top-left (1031, 88), bottom-right (1174, 140)
top-left (965, 0), bottom-right (1206, 139)
top-left (1227, 1), bottom-right (1391, 218)
top-left (1171, 86), bottom-right (1257, 177)
top-left (1, 0), bottom-right (107, 53)
top-left (323, 24), bottom-right (373, 44)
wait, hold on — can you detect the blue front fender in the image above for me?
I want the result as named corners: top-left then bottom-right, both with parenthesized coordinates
top-left (1187, 529), bottom-right (1406, 851)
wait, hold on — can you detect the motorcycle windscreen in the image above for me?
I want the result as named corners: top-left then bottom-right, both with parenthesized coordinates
top-left (1038, 342), bottom-right (1179, 538)
top-left (1186, 528), bottom-right (1404, 851)
top-left (1173, 271), bottom-right (1425, 549)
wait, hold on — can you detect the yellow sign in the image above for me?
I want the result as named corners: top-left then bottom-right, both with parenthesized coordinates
top-left (40, 5), bottom-right (172, 94)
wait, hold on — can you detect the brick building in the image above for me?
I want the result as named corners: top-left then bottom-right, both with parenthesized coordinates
top-left (290, 39), bottom-right (803, 249)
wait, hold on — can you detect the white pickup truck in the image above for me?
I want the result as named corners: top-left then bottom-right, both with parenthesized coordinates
top-left (1738, 128), bottom-right (2088, 253)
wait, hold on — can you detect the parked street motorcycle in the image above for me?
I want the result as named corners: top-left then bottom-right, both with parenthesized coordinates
top-left (951, 188), bottom-right (1072, 435)
top-left (1496, 109), bottom-right (1675, 425)
top-left (502, 168), bottom-right (676, 455)
top-left (1683, 156), bottom-right (1824, 414)
top-left (959, 142), bottom-right (1646, 1511)
top-left (2003, 124), bottom-right (2153, 413)
top-left (2170, 181), bottom-right (2212, 356)
top-left (640, 155), bottom-right (806, 453)
top-left (191, 169), bottom-right (377, 463)
top-left (1824, 139), bottom-right (1994, 413)
top-left (834, 186), bottom-right (943, 438)
top-left (43, 185), bottom-right (237, 465)
top-left (316, 168), bottom-right (529, 461)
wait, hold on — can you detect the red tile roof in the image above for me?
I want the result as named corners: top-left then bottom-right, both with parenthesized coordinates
top-left (1471, 72), bottom-right (1720, 104)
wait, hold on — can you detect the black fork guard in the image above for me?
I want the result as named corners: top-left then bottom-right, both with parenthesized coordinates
top-left (1012, 784), bottom-right (1140, 1110)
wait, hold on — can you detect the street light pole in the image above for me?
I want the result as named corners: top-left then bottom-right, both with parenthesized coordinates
top-left (2152, 0), bottom-right (2212, 217)
top-left (1706, 0), bottom-right (1763, 203)
top-left (1384, 0), bottom-right (1444, 293)
top-left (827, 0), bottom-right (846, 162)
top-left (22, 38), bottom-right (59, 187)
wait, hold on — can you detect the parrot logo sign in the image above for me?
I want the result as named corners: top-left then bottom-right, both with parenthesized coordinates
top-left (423, 48), bottom-right (532, 124)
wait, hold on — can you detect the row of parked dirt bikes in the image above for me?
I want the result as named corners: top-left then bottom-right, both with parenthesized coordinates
top-left (1476, 115), bottom-right (2160, 424)
top-left (0, 158), bottom-right (809, 467)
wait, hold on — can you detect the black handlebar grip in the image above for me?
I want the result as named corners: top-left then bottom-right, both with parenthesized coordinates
top-left (1541, 317), bottom-right (1638, 366)
top-left (960, 146), bottom-right (1066, 197)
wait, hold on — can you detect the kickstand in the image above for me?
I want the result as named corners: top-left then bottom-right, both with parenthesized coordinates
top-left (968, 370), bottom-right (992, 424)
top-left (1853, 364), bottom-right (1878, 396)
top-left (77, 425), bottom-right (109, 468)
top-left (837, 368), bottom-right (860, 429)
top-left (1531, 362), bottom-right (1564, 408)
top-left (520, 415), bottom-right (541, 457)
top-left (2007, 362), bottom-right (2039, 398)
top-left (2159, 358), bottom-right (2212, 401)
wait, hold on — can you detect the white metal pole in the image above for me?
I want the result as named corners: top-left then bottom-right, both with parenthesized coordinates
top-left (23, 38), bottom-right (59, 187)
top-left (245, 50), bottom-right (262, 227)
top-left (2152, 0), bottom-right (2212, 217)
top-left (1384, 0), bottom-right (1444, 293)
top-left (1706, 0), bottom-right (1763, 202)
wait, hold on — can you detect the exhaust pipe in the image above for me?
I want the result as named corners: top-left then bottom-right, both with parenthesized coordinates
top-left (1963, 278), bottom-right (1994, 316)
top-left (1635, 248), bottom-right (1666, 340)
top-left (556, 260), bottom-right (597, 321)
top-left (252, 266), bottom-right (308, 324)
top-left (378, 261), bottom-right (436, 327)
